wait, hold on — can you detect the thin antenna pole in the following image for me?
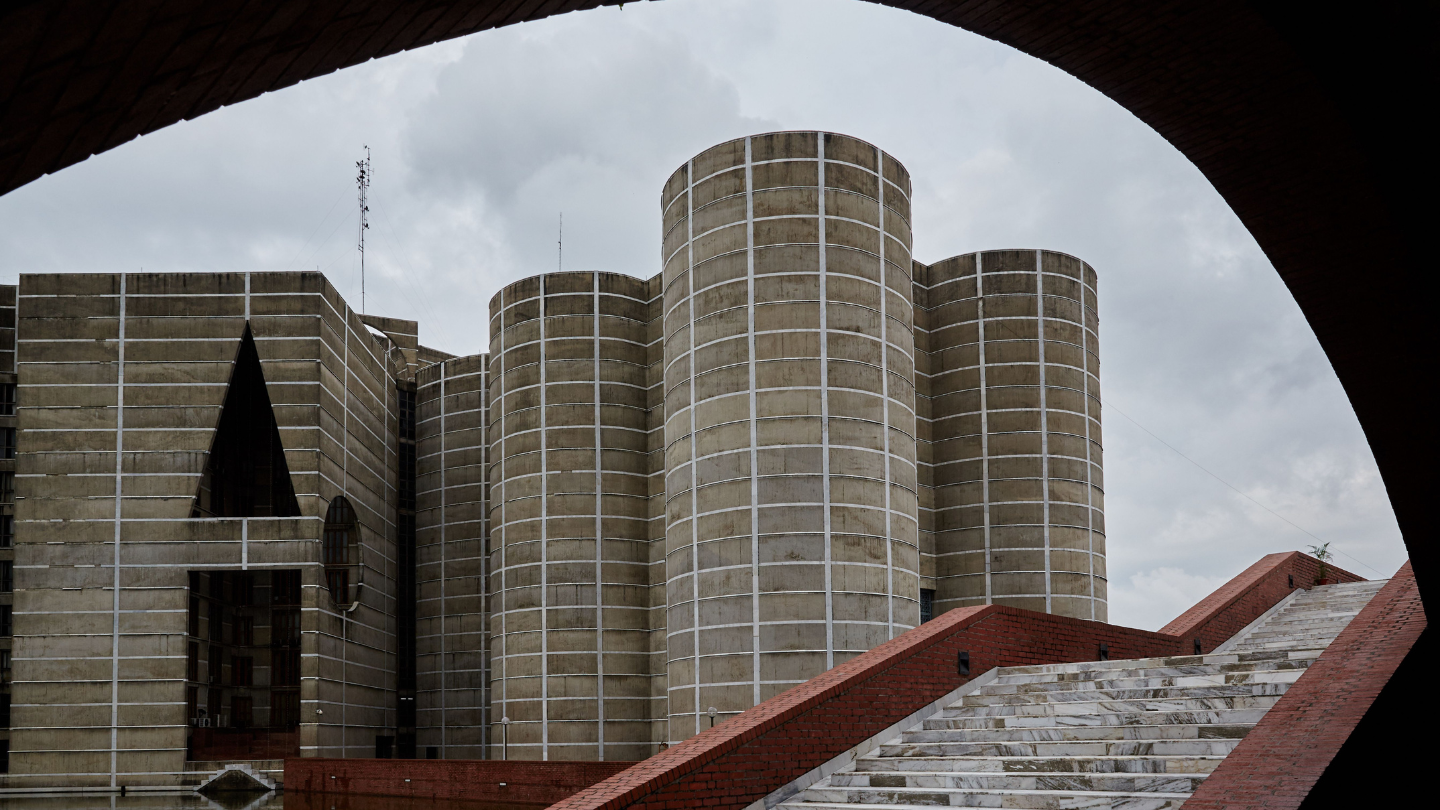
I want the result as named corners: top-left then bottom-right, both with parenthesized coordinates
top-left (558, 212), bottom-right (563, 273)
top-left (357, 146), bottom-right (371, 314)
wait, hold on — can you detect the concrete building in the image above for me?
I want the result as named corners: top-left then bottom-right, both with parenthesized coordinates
top-left (1, 131), bottom-right (1103, 784)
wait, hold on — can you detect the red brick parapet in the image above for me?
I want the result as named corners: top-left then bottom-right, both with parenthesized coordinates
top-left (284, 757), bottom-right (633, 805)
top-left (1162, 551), bottom-right (1361, 652)
top-left (1182, 561), bottom-right (1423, 809)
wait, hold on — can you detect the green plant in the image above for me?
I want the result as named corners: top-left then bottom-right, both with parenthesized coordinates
top-left (1307, 542), bottom-right (1332, 582)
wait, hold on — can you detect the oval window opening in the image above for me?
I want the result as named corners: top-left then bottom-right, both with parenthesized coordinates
top-left (323, 497), bottom-right (358, 606)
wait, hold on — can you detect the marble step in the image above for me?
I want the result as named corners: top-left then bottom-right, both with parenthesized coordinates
top-left (852, 755), bottom-right (1227, 775)
top-left (793, 786), bottom-right (1190, 809)
top-left (1246, 616), bottom-right (1360, 628)
top-left (941, 695), bottom-right (1284, 717)
top-left (1235, 623), bottom-right (1356, 635)
top-left (958, 684), bottom-right (1290, 706)
top-left (979, 670), bottom-right (1303, 694)
top-left (925, 708), bottom-right (1269, 730)
top-left (991, 659), bottom-right (1312, 685)
top-left (828, 770), bottom-right (1208, 793)
top-left (996, 649), bottom-right (1314, 677)
top-left (1229, 639), bottom-right (1344, 651)
top-left (877, 738), bottom-right (1243, 758)
top-left (899, 723), bottom-right (1251, 744)
top-left (1238, 626), bottom-right (1355, 638)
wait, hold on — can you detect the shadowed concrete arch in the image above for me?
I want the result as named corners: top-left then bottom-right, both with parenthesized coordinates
top-left (0, 0), bottom-right (1426, 610)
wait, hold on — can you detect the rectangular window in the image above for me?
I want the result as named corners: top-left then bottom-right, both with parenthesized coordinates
top-left (272, 570), bottom-right (300, 606)
top-left (0, 383), bottom-right (14, 416)
top-left (920, 588), bottom-right (936, 624)
top-left (235, 615), bottom-right (253, 647)
top-left (0, 472), bottom-right (13, 504)
top-left (233, 572), bottom-right (253, 606)
top-left (325, 568), bottom-right (349, 604)
top-left (231, 655), bottom-right (253, 687)
top-left (0, 428), bottom-right (14, 460)
top-left (0, 515), bottom-right (12, 548)
top-left (187, 641), bottom-right (199, 682)
top-left (188, 597), bottom-right (200, 637)
top-left (1, 561), bottom-right (11, 592)
top-left (0, 693), bottom-right (10, 726)
top-left (208, 601), bottom-right (221, 642)
top-left (232, 695), bottom-right (253, 729)
top-left (1, 605), bottom-right (11, 636)
top-left (270, 690), bottom-right (299, 728)
top-left (272, 609), bottom-right (300, 647)
top-left (186, 685), bottom-right (198, 725)
top-left (0, 739), bottom-right (9, 774)
top-left (208, 644), bottom-right (221, 684)
top-left (2, 650), bottom-right (11, 682)
top-left (272, 648), bottom-right (300, 687)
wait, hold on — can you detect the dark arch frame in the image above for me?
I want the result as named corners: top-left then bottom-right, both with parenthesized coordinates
top-left (0, 3), bottom-right (1423, 605)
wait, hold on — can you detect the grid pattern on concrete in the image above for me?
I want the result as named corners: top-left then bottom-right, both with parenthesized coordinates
top-left (915, 251), bottom-right (1106, 621)
top-left (416, 354), bottom-right (491, 759)
top-left (487, 272), bottom-right (655, 761)
top-left (9, 272), bottom-right (402, 786)
top-left (660, 132), bottom-right (921, 740)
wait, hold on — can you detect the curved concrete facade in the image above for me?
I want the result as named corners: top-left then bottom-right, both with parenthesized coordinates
top-left (915, 250), bottom-right (1106, 621)
top-left (485, 271), bottom-right (657, 761)
top-left (416, 354), bottom-right (492, 759)
top-left (407, 133), bottom-right (1106, 759)
top-left (659, 132), bottom-right (921, 738)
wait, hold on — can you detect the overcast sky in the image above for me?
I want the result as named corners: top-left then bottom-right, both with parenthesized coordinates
top-left (0, 0), bottom-right (1406, 628)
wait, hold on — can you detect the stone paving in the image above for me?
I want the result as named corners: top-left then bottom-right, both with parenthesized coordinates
top-left (779, 579), bottom-right (1386, 809)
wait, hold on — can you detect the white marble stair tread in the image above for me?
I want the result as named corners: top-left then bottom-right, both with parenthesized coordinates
top-left (775, 579), bottom-right (1384, 810)
top-left (852, 755), bottom-right (1228, 774)
top-left (830, 771), bottom-right (1208, 787)
top-left (792, 786), bottom-right (1193, 809)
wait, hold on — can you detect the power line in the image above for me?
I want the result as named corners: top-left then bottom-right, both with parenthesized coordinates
top-left (980, 312), bottom-right (1383, 576)
top-left (1103, 398), bottom-right (1385, 577)
top-left (285, 185), bottom-right (350, 270)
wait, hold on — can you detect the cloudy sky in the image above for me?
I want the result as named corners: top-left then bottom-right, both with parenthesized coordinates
top-left (0, 0), bottom-right (1405, 628)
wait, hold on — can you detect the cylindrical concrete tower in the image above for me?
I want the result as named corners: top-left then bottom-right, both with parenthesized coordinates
top-left (915, 249), bottom-right (1105, 621)
top-left (661, 131), bottom-right (921, 740)
top-left (486, 271), bottom-right (655, 760)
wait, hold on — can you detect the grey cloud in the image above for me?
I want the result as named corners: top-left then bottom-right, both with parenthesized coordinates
top-left (0, 0), bottom-right (1404, 629)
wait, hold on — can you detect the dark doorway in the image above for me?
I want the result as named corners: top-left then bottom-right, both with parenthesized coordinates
top-left (187, 569), bottom-right (302, 761)
top-left (193, 326), bottom-right (300, 518)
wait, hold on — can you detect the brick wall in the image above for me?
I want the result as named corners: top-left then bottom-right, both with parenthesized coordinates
top-left (284, 758), bottom-right (634, 805)
top-left (1183, 561), bottom-right (1423, 809)
top-left (549, 551), bottom-right (1360, 810)
top-left (1162, 551), bottom-right (1361, 652)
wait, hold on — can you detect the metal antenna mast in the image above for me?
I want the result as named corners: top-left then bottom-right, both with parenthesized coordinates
top-left (357, 146), bottom-right (371, 314)
top-left (558, 212), bottom-right (563, 273)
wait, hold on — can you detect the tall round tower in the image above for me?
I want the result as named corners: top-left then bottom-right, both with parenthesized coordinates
top-left (486, 271), bottom-right (655, 761)
top-left (661, 131), bottom-right (921, 740)
top-left (915, 250), bottom-right (1105, 621)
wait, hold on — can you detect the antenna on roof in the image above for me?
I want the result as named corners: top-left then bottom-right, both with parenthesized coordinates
top-left (558, 212), bottom-right (563, 273)
top-left (356, 146), bottom-right (371, 314)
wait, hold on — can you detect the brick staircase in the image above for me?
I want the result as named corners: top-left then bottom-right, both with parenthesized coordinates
top-left (779, 580), bottom-right (1386, 810)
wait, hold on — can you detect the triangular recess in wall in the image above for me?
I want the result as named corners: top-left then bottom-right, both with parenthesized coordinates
top-left (191, 325), bottom-right (300, 518)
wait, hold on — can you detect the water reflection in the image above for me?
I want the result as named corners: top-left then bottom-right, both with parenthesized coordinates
top-left (0, 793), bottom-right (544, 810)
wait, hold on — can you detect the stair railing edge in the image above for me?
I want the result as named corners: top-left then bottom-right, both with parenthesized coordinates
top-left (1211, 587), bottom-right (1305, 653)
top-left (742, 667), bottom-right (1002, 810)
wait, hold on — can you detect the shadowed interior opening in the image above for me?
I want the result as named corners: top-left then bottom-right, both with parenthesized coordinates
top-left (192, 325), bottom-right (300, 518)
